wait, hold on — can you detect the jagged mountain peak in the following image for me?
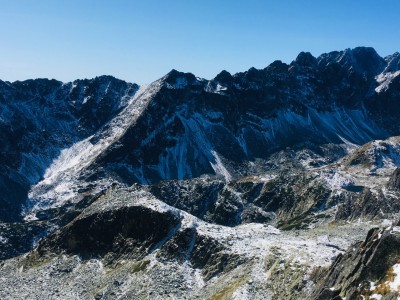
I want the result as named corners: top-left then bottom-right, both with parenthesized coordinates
top-left (1, 47), bottom-right (400, 299)
top-left (230, 66), bottom-right (270, 88)
top-left (384, 51), bottom-right (400, 73)
top-left (10, 78), bottom-right (63, 97)
top-left (292, 51), bottom-right (317, 67)
top-left (213, 70), bottom-right (233, 84)
top-left (344, 46), bottom-right (386, 75)
top-left (0, 48), bottom-right (399, 216)
top-left (318, 46), bottom-right (386, 76)
top-left (11, 78), bottom-right (62, 85)
top-left (264, 60), bottom-right (289, 72)
top-left (72, 75), bottom-right (138, 90)
top-left (9, 75), bottom-right (135, 92)
top-left (161, 69), bottom-right (200, 89)
top-left (91, 74), bottom-right (123, 81)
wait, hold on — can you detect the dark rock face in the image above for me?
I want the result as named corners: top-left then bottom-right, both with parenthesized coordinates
top-left (0, 222), bottom-right (47, 260)
top-left (158, 226), bottom-right (245, 280)
top-left (385, 52), bottom-right (400, 73)
top-left (148, 177), bottom-right (225, 223)
top-left (146, 172), bottom-right (330, 227)
top-left (37, 204), bottom-right (181, 260)
top-left (335, 188), bottom-right (400, 221)
top-left (387, 168), bottom-right (400, 190)
top-left (312, 224), bottom-right (400, 300)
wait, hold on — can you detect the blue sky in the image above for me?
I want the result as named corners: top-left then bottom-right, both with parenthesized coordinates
top-left (1, 0), bottom-right (399, 84)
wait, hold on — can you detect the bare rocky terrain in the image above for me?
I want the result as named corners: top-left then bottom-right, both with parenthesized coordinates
top-left (1, 47), bottom-right (400, 299)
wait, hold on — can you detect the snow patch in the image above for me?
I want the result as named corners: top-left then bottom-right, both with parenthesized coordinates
top-left (257, 175), bottom-right (277, 182)
top-left (167, 77), bottom-right (188, 89)
top-left (388, 263), bottom-right (400, 292)
top-left (369, 262), bottom-right (400, 298)
top-left (0, 236), bottom-right (8, 244)
top-left (390, 226), bottom-right (400, 234)
top-left (210, 150), bottom-right (232, 182)
top-left (215, 84), bottom-right (227, 93)
top-left (375, 71), bottom-right (400, 93)
top-left (321, 169), bottom-right (353, 191)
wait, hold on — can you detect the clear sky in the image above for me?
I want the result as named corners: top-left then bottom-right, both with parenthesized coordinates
top-left (1, 0), bottom-right (400, 84)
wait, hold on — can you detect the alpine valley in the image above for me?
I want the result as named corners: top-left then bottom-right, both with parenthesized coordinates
top-left (1, 47), bottom-right (400, 299)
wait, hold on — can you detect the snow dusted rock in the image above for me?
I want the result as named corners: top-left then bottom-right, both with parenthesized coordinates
top-left (20, 47), bottom-right (400, 222)
top-left (313, 222), bottom-right (400, 300)
top-left (0, 47), bottom-right (400, 299)
top-left (0, 47), bottom-right (395, 222)
top-left (146, 172), bottom-right (332, 228)
top-left (0, 76), bottom-right (138, 221)
top-left (0, 184), bottom-right (374, 299)
top-left (334, 188), bottom-right (396, 221)
top-left (35, 186), bottom-right (245, 277)
top-left (37, 192), bottom-right (181, 261)
top-left (387, 168), bottom-right (400, 191)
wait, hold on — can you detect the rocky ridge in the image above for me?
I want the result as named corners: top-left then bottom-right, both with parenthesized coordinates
top-left (0, 185), bottom-right (378, 299)
top-left (0, 47), bottom-right (400, 299)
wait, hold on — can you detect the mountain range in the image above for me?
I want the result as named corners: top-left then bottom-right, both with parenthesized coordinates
top-left (0, 47), bottom-right (400, 299)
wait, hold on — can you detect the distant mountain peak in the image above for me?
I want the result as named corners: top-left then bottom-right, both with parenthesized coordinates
top-left (214, 70), bottom-right (233, 84)
top-left (293, 51), bottom-right (317, 67)
top-left (384, 51), bottom-right (400, 73)
top-left (162, 69), bottom-right (199, 89)
top-left (264, 60), bottom-right (288, 72)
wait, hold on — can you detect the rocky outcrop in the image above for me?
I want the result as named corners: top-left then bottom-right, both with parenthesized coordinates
top-left (312, 222), bottom-right (400, 300)
top-left (158, 227), bottom-right (245, 280)
top-left (335, 184), bottom-right (400, 220)
top-left (147, 172), bottom-right (331, 227)
top-left (0, 221), bottom-right (46, 260)
top-left (335, 188), bottom-right (399, 221)
top-left (33, 186), bottom-right (244, 280)
top-left (36, 189), bottom-right (181, 261)
top-left (387, 168), bottom-right (400, 190)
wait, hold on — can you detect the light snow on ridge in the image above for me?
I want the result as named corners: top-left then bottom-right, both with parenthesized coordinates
top-left (375, 71), bottom-right (400, 93)
top-left (25, 82), bottom-right (162, 218)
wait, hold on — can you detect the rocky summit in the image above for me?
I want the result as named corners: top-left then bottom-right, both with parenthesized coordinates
top-left (0, 47), bottom-right (400, 299)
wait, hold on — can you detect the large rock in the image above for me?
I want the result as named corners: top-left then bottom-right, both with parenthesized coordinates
top-left (387, 168), bottom-right (400, 190)
top-left (313, 222), bottom-right (400, 300)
